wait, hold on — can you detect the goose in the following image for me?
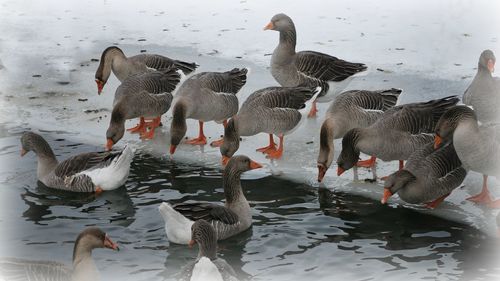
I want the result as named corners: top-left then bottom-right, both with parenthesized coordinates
top-left (434, 105), bottom-right (500, 207)
top-left (336, 96), bottom-right (459, 180)
top-left (264, 13), bottom-right (367, 117)
top-left (381, 142), bottom-right (467, 208)
top-left (177, 220), bottom-right (238, 281)
top-left (0, 227), bottom-right (119, 281)
top-left (169, 68), bottom-right (248, 155)
top-left (21, 132), bottom-right (133, 193)
top-left (94, 46), bottom-right (197, 95)
top-left (105, 68), bottom-right (181, 150)
top-left (317, 88), bottom-right (402, 182)
top-left (220, 86), bottom-right (320, 163)
top-left (462, 50), bottom-right (500, 123)
top-left (158, 155), bottom-right (262, 244)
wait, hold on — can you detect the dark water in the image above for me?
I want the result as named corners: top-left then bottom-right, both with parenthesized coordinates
top-left (1, 129), bottom-right (499, 281)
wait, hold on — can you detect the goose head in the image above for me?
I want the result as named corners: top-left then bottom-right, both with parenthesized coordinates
top-left (169, 102), bottom-right (188, 155)
top-left (381, 170), bottom-right (416, 204)
top-left (336, 129), bottom-right (361, 176)
top-left (434, 105), bottom-right (477, 149)
top-left (105, 107), bottom-right (126, 151)
top-left (317, 120), bottom-right (335, 182)
top-left (188, 220), bottom-right (217, 261)
top-left (220, 118), bottom-right (240, 166)
top-left (73, 227), bottom-right (119, 263)
top-left (264, 13), bottom-right (295, 33)
top-left (479, 49), bottom-right (496, 73)
top-left (95, 46), bottom-right (123, 95)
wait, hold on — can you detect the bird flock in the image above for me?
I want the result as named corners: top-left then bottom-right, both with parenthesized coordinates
top-left (5, 12), bottom-right (500, 281)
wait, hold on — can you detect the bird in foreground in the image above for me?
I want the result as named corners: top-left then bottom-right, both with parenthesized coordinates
top-left (105, 68), bottom-right (180, 150)
top-left (381, 142), bottom-right (467, 209)
top-left (0, 227), bottom-right (119, 281)
top-left (220, 86), bottom-right (320, 164)
top-left (169, 68), bottom-right (248, 155)
top-left (94, 46), bottom-right (197, 95)
top-left (177, 220), bottom-right (238, 281)
top-left (264, 13), bottom-right (367, 117)
top-left (317, 88), bottom-right (402, 182)
top-left (462, 49), bottom-right (500, 124)
top-left (158, 155), bottom-right (262, 244)
top-left (434, 105), bottom-right (500, 208)
top-left (336, 96), bottom-right (459, 181)
top-left (21, 132), bottom-right (133, 193)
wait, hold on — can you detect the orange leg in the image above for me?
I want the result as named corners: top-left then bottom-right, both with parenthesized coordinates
top-left (256, 134), bottom-right (277, 154)
top-left (186, 121), bottom-right (207, 145)
top-left (210, 120), bottom-right (228, 147)
top-left (467, 175), bottom-right (493, 204)
top-left (266, 135), bottom-right (284, 159)
top-left (127, 117), bottom-right (147, 134)
top-left (399, 160), bottom-right (404, 170)
top-left (425, 193), bottom-right (450, 209)
top-left (356, 156), bottom-right (377, 168)
top-left (140, 116), bottom-right (162, 139)
top-left (307, 101), bottom-right (318, 118)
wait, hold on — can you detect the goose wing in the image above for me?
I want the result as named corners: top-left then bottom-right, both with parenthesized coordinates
top-left (0, 258), bottom-right (72, 281)
top-left (173, 202), bottom-right (239, 225)
top-left (294, 51), bottom-right (366, 82)
top-left (54, 151), bottom-right (123, 178)
top-left (198, 68), bottom-right (248, 94)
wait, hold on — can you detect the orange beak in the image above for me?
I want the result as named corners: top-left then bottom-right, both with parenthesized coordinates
top-left (249, 160), bottom-right (263, 170)
top-left (337, 166), bottom-right (345, 176)
top-left (96, 79), bottom-right (104, 95)
top-left (106, 139), bottom-right (114, 151)
top-left (103, 235), bottom-right (120, 251)
top-left (434, 135), bottom-right (442, 149)
top-left (221, 156), bottom-right (230, 166)
top-left (488, 59), bottom-right (495, 73)
top-left (263, 22), bottom-right (274, 30)
top-left (317, 165), bottom-right (327, 182)
top-left (20, 148), bottom-right (27, 157)
top-left (188, 239), bottom-right (196, 249)
top-left (169, 145), bottom-right (177, 155)
top-left (381, 188), bottom-right (393, 204)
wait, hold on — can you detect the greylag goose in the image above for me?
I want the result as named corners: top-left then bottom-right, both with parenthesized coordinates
top-left (169, 68), bottom-right (248, 155)
top-left (158, 155), bottom-right (262, 244)
top-left (220, 86), bottom-right (319, 163)
top-left (21, 132), bottom-right (133, 193)
top-left (0, 227), bottom-right (119, 281)
top-left (462, 50), bottom-right (500, 123)
top-left (94, 46), bottom-right (197, 94)
top-left (177, 220), bottom-right (238, 281)
top-left (105, 68), bottom-right (180, 150)
top-left (434, 105), bottom-right (500, 207)
top-left (317, 88), bottom-right (402, 182)
top-left (381, 142), bottom-right (467, 208)
top-left (264, 13), bottom-right (367, 117)
top-left (336, 96), bottom-right (459, 179)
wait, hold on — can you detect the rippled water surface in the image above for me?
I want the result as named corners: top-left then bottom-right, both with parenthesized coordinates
top-left (1, 130), bottom-right (499, 281)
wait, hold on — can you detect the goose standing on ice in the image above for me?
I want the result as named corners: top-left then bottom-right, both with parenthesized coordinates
top-left (169, 68), bottom-right (248, 155)
top-left (317, 88), bottom-right (402, 182)
top-left (158, 155), bottom-right (262, 244)
top-left (434, 105), bottom-right (500, 207)
top-left (336, 96), bottom-right (459, 180)
top-left (220, 86), bottom-right (320, 163)
top-left (381, 142), bottom-right (467, 208)
top-left (20, 132), bottom-right (133, 193)
top-left (177, 220), bottom-right (238, 281)
top-left (264, 13), bottom-right (367, 117)
top-left (0, 227), bottom-right (119, 281)
top-left (94, 46), bottom-right (197, 95)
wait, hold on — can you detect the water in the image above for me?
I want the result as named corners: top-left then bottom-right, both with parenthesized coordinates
top-left (1, 131), bottom-right (499, 281)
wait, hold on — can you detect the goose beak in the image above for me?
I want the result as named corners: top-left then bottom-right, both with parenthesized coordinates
top-left (249, 160), bottom-right (263, 170)
top-left (105, 139), bottom-right (114, 151)
top-left (434, 135), bottom-right (442, 149)
top-left (104, 235), bottom-right (119, 251)
top-left (169, 145), bottom-right (177, 155)
top-left (263, 22), bottom-right (274, 30)
top-left (317, 164), bottom-right (327, 182)
top-left (337, 166), bottom-right (345, 176)
top-left (96, 79), bottom-right (104, 95)
top-left (221, 156), bottom-right (230, 166)
top-left (188, 239), bottom-right (196, 249)
top-left (20, 148), bottom-right (27, 157)
top-left (488, 59), bottom-right (495, 73)
top-left (381, 188), bottom-right (393, 204)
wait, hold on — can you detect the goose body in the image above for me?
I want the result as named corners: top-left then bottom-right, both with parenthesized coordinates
top-left (0, 227), bottom-right (119, 281)
top-left (316, 88), bottom-right (402, 181)
top-left (94, 46), bottom-right (197, 94)
top-left (220, 86), bottom-right (319, 160)
top-left (336, 96), bottom-right (459, 175)
top-left (21, 132), bottom-right (133, 193)
top-left (169, 69), bottom-right (248, 154)
top-left (158, 156), bottom-right (261, 244)
top-left (382, 143), bottom-right (467, 206)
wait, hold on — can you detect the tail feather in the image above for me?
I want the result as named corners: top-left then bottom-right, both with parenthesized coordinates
top-left (173, 60), bottom-right (198, 75)
top-left (158, 202), bottom-right (193, 244)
